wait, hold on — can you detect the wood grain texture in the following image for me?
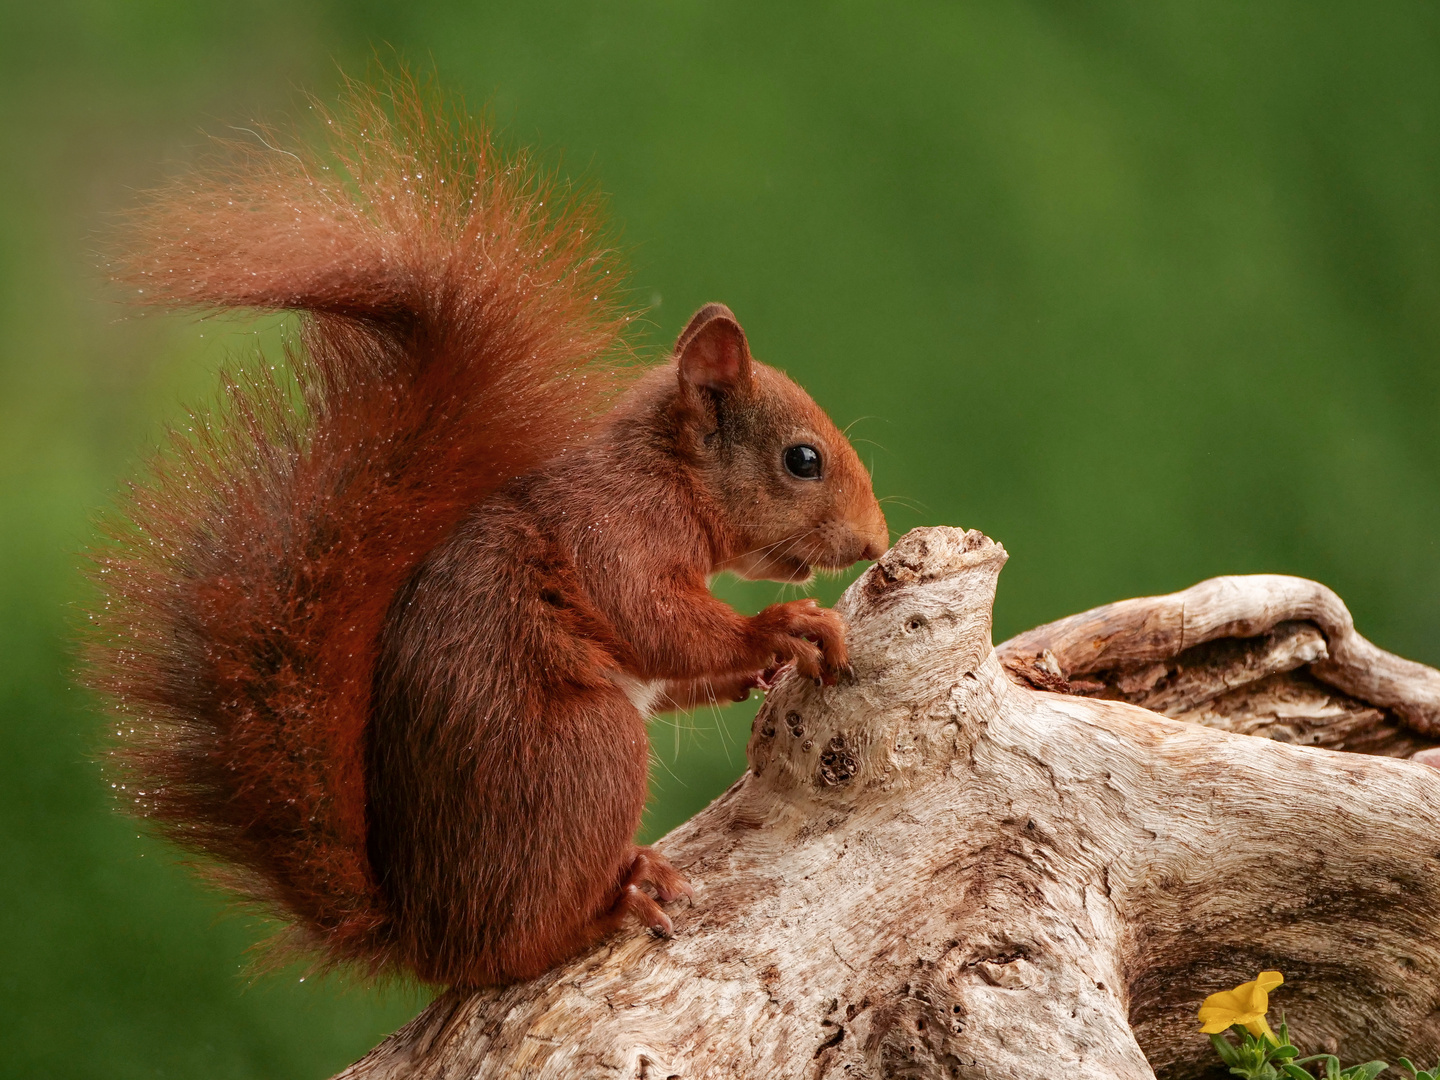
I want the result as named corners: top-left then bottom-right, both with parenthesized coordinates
top-left (998, 573), bottom-right (1440, 745)
top-left (337, 528), bottom-right (1440, 1079)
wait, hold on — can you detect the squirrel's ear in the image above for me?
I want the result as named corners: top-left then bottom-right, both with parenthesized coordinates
top-left (675, 303), bottom-right (753, 393)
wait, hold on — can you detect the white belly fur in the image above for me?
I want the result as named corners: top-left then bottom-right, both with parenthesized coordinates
top-left (608, 671), bottom-right (664, 717)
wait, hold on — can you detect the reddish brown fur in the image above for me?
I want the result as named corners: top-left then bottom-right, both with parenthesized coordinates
top-left (87, 75), bottom-right (887, 987)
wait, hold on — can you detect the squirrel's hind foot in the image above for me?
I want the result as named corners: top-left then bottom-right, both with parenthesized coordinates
top-left (609, 846), bottom-right (693, 938)
top-left (626, 846), bottom-right (693, 903)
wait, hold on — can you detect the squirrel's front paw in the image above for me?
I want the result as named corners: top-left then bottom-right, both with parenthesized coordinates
top-left (753, 599), bottom-right (849, 683)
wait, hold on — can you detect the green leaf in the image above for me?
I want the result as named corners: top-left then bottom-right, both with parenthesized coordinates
top-left (1282, 1065), bottom-right (1317, 1080)
top-left (1339, 1063), bottom-right (1387, 1080)
top-left (1292, 1054), bottom-right (1341, 1079)
top-left (1397, 1059), bottom-right (1440, 1080)
top-left (1212, 1033), bottom-right (1243, 1067)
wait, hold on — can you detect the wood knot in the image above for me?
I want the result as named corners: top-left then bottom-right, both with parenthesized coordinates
top-left (974, 957), bottom-right (1037, 989)
top-left (818, 734), bottom-right (859, 786)
top-left (868, 527), bottom-right (999, 588)
top-left (1002, 648), bottom-right (1105, 695)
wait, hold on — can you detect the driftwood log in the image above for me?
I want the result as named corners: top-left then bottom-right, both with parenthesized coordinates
top-left (338, 527), bottom-right (1440, 1079)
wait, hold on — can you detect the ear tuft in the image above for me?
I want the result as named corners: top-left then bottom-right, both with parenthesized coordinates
top-left (675, 303), bottom-right (752, 391)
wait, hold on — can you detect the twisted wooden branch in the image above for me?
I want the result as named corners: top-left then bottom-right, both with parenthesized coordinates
top-left (338, 527), bottom-right (1440, 1079)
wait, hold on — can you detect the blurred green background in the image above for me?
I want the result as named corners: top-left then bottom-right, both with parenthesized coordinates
top-left (2, 2), bottom-right (1437, 1077)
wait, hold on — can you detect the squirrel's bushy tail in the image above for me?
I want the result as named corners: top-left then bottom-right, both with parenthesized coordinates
top-left (85, 73), bottom-right (632, 974)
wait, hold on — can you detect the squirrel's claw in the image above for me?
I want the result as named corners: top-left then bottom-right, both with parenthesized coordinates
top-left (610, 846), bottom-right (693, 938)
top-left (753, 663), bottom-right (788, 693)
top-left (617, 884), bottom-right (675, 937)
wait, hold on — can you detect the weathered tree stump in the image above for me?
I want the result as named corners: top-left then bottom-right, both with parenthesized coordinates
top-left (339, 527), bottom-right (1440, 1079)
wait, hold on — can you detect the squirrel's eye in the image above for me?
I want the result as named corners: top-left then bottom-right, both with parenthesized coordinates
top-left (784, 444), bottom-right (823, 480)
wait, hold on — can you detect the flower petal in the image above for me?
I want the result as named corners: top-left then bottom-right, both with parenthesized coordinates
top-left (1201, 989), bottom-right (1246, 1014)
top-left (1235, 979), bottom-right (1264, 1013)
top-left (1196, 974), bottom-right (1285, 1037)
top-left (1198, 1005), bottom-right (1234, 1025)
top-left (1239, 971), bottom-right (1284, 1013)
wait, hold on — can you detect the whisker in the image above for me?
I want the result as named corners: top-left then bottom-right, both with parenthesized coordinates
top-left (648, 744), bottom-right (684, 786)
top-left (878, 494), bottom-right (927, 514)
top-left (766, 531), bottom-right (812, 572)
top-left (841, 415), bottom-right (881, 438)
top-left (709, 695), bottom-right (735, 763)
top-left (727, 529), bottom-right (809, 563)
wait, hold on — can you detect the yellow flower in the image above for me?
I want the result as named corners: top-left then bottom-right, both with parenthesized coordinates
top-left (1197, 971), bottom-right (1284, 1043)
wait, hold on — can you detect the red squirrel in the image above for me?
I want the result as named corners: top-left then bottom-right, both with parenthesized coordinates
top-left (86, 77), bottom-right (887, 988)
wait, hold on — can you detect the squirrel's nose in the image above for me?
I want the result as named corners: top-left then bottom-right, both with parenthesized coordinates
top-left (860, 520), bottom-right (889, 561)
